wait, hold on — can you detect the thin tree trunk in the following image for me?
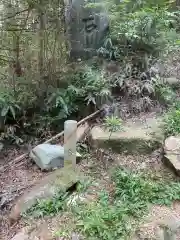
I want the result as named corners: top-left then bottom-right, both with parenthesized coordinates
top-left (38, 0), bottom-right (45, 79)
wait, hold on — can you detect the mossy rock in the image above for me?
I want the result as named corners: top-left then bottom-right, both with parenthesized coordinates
top-left (91, 116), bottom-right (164, 155)
top-left (9, 165), bottom-right (82, 222)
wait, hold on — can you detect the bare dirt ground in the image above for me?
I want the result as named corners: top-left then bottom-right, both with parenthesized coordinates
top-left (0, 146), bottom-right (48, 239)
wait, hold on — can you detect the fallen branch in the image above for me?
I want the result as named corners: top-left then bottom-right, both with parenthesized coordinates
top-left (0, 8), bottom-right (30, 22)
top-left (1, 109), bottom-right (103, 171)
top-left (45, 109), bottom-right (102, 143)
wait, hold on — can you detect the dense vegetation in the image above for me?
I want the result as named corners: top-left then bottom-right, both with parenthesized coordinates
top-left (2, 1), bottom-right (180, 238)
top-left (1, 0), bottom-right (180, 143)
top-left (25, 168), bottom-right (180, 239)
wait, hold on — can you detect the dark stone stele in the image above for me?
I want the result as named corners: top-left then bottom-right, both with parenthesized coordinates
top-left (64, 0), bottom-right (109, 60)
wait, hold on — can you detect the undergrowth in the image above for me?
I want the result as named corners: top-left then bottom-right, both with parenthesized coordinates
top-left (71, 168), bottom-right (180, 240)
top-left (23, 180), bottom-right (91, 219)
top-left (23, 191), bottom-right (68, 218)
top-left (164, 103), bottom-right (180, 136)
top-left (28, 167), bottom-right (180, 239)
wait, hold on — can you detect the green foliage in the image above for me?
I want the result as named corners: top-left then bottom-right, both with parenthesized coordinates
top-left (46, 67), bottom-right (113, 119)
top-left (1, 0), bottom-right (180, 141)
top-left (103, 116), bottom-right (123, 139)
top-left (72, 168), bottom-right (180, 240)
top-left (24, 191), bottom-right (68, 218)
top-left (95, 0), bottom-right (180, 73)
top-left (0, 89), bottom-right (21, 124)
top-left (0, 125), bottom-right (23, 144)
top-left (81, 67), bottom-right (112, 106)
top-left (113, 168), bottom-right (180, 206)
top-left (23, 179), bottom-right (91, 219)
top-left (76, 179), bottom-right (92, 193)
top-left (155, 84), bottom-right (176, 105)
top-left (53, 229), bottom-right (70, 239)
top-left (46, 87), bottom-right (80, 120)
top-left (164, 107), bottom-right (180, 136)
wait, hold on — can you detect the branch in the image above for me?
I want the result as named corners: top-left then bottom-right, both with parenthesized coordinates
top-left (0, 8), bottom-right (29, 22)
top-left (3, 28), bottom-right (32, 31)
top-left (0, 108), bottom-right (103, 171)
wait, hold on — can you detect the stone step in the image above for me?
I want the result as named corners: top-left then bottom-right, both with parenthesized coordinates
top-left (91, 115), bottom-right (164, 155)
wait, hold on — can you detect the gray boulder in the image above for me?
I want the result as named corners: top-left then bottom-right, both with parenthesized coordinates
top-left (164, 136), bottom-right (180, 176)
top-left (30, 144), bottom-right (81, 170)
top-left (64, 0), bottom-right (109, 59)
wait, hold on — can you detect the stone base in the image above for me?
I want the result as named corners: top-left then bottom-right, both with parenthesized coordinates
top-left (9, 165), bottom-right (81, 223)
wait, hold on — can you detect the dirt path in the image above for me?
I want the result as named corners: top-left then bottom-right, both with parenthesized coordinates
top-left (136, 203), bottom-right (180, 240)
top-left (0, 146), bottom-right (48, 239)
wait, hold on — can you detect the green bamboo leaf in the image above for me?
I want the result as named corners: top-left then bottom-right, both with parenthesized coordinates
top-left (1, 106), bottom-right (9, 117)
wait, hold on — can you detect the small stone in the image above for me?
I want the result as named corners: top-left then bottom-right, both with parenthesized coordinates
top-left (72, 233), bottom-right (80, 240)
top-left (164, 136), bottom-right (180, 153)
top-left (164, 77), bottom-right (180, 87)
top-left (30, 144), bottom-right (81, 170)
top-left (164, 136), bottom-right (180, 176)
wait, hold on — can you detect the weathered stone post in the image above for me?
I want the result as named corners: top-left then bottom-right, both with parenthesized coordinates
top-left (159, 218), bottom-right (180, 240)
top-left (163, 227), bottom-right (176, 240)
top-left (64, 120), bottom-right (77, 169)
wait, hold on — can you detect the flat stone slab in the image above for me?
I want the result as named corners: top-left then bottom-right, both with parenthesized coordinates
top-left (163, 77), bottom-right (180, 88)
top-left (164, 136), bottom-right (180, 176)
top-left (91, 115), bottom-right (164, 154)
top-left (9, 165), bottom-right (81, 222)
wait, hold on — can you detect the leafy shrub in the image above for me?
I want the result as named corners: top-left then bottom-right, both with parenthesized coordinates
top-left (46, 67), bottom-right (113, 119)
top-left (155, 84), bottom-right (176, 105)
top-left (109, 1), bottom-right (180, 58)
top-left (103, 116), bottom-right (123, 139)
top-left (164, 108), bottom-right (180, 136)
top-left (0, 89), bottom-right (21, 124)
top-left (113, 168), bottom-right (180, 206)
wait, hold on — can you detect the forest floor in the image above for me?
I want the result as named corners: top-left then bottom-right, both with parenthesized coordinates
top-left (1, 112), bottom-right (180, 240)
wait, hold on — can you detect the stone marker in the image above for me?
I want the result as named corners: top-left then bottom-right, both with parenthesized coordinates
top-left (64, 0), bottom-right (109, 59)
top-left (9, 165), bottom-right (81, 222)
top-left (30, 144), bottom-right (81, 170)
top-left (64, 120), bottom-right (77, 168)
top-left (159, 216), bottom-right (180, 240)
top-left (164, 136), bottom-right (180, 176)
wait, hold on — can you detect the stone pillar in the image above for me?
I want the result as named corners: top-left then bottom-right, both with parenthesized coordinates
top-left (64, 120), bottom-right (77, 168)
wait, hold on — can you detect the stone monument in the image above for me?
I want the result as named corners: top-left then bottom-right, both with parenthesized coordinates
top-left (64, 0), bottom-right (109, 59)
